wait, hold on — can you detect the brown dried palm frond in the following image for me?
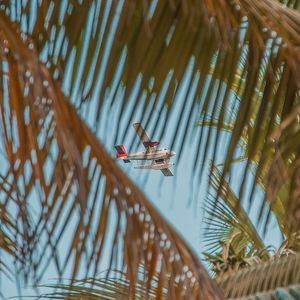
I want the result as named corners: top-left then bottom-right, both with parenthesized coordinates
top-left (217, 252), bottom-right (300, 298)
top-left (2, 0), bottom-right (300, 231)
top-left (0, 201), bottom-right (18, 280)
top-left (0, 12), bottom-right (224, 299)
top-left (1, 0), bottom-right (300, 297)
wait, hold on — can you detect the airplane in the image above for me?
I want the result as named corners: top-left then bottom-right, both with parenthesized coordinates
top-left (115, 123), bottom-right (176, 176)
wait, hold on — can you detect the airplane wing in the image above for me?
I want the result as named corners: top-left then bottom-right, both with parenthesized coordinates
top-left (154, 158), bottom-right (174, 176)
top-left (161, 168), bottom-right (173, 176)
top-left (133, 123), bottom-right (159, 150)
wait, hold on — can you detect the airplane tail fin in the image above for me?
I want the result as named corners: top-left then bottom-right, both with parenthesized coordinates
top-left (115, 145), bottom-right (130, 163)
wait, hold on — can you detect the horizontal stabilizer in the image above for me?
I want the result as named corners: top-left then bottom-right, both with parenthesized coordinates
top-left (115, 144), bottom-right (128, 160)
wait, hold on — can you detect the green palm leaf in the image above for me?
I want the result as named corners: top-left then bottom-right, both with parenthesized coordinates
top-left (207, 165), bottom-right (266, 254)
top-left (202, 165), bottom-right (269, 276)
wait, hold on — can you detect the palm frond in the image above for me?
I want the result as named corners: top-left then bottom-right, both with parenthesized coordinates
top-left (199, 105), bottom-right (293, 237)
top-left (217, 252), bottom-right (300, 298)
top-left (203, 196), bottom-right (264, 256)
top-left (2, 0), bottom-right (300, 296)
top-left (2, 0), bottom-right (300, 176)
top-left (1, 0), bottom-right (300, 238)
top-left (277, 0), bottom-right (300, 8)
top-left (0, 13), bottom-right (224, 299)
top-left (0, 201), bottom-right (18, 280)
top-left (36, 270), bottom-right (168, 299)
top-left (203, 165), bottom-right (267, 255)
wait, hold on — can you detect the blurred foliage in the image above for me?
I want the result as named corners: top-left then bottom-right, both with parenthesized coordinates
top-left (1, 0), bottom-right (300, 299)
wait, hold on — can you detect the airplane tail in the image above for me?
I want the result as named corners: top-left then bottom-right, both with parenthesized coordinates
top-left (115, 145), bottom-right (130, 163)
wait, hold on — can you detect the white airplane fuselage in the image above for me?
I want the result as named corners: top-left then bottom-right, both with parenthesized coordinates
top-left (120, 149), bottom-right (176, 161)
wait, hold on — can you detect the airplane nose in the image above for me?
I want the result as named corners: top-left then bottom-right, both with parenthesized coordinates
top-left (171, 151), bottom-right (176, 156)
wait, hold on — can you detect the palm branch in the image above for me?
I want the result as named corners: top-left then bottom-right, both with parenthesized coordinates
top-left (203, 165), bottom-right (300, 297)
top-left (34, 253), bottom-right (300, 300)
top-left (1, 0), bottom-right (300, 298)
top-left (0, 201), bottom-right (18, 281)
top-left (40, 254), bottom-right (300, 299)
top-left (217, 252), bottom-right (300, 298)
top-left (0, 9), bottom-right (223, 299)
top-left (35, 270), bottom-right (169, 299)
top-left (202, 165), bottom-right (269, 276)
top-left (204, 165), bottom-right (267, 253)
top-left (199, 96), bottom-right (296, 240)
top-left (3, 0), bottom-right (300, 228)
